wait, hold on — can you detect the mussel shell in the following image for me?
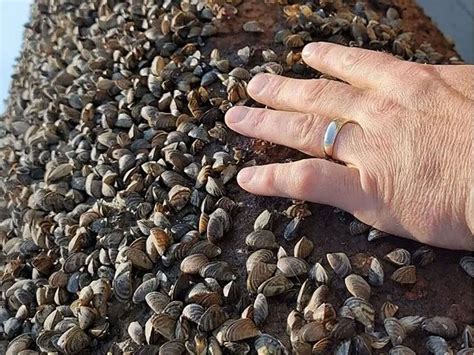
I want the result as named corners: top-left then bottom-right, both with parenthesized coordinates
top-left (327, 253), bottom-right (352, 278)
top-left (254, 333), bottom-right (288, 354)
top-left (277, 256), bottom-right (308, 277)
top-left (253, 293), bottom-right (269, 327)
top-left (224, 318), bottom-right (260, 342)
top-left (384, 317), bottom-right (407, 346)
top-left (246, 230), bottom-right (279, 250)
top-left (389, 345), bottom-right (416, 355)
top-left (159, 339), bottom-right (186, 355)
top-left (180, 254), bottom-right (209, 274)
top-left (422, 316), bottom-right (458, 338)
top-left (247, 262), bottom-right (277, 294)
top-left (253, 210), bottom-right (274, 231)
top-left (391, 265), bottom-right (416, 284)
top-left (368, 257), bottom-right (384, 286)
top-left (297, 321), bottom-right (328, 342)
top-left (57, 326), bottom-right (89, 353)
top-left (385, 248), bottom-right (411, 267)
top-left (199, 261), bottom-right (235, 282)
top-left (197, 304), bottom-right (228, 332)
top-left (343, 297), bottom-right (375, 330)
top-left (460, 256), bottom-right (474, 278)
top-left (246, 249), bottom-right (274, 272)
top-left (257, 274), bottom-right (293, 297)
top-left (344, 274), bottom-right (371, 300)
top-left (294, 237), bottom-right (314, 259)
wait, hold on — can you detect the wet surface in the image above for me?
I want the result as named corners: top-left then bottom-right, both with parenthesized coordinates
top-left (205, 0), bottom-right (473, 352)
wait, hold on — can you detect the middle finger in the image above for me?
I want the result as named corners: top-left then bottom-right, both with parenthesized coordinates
top-left (247, 74), bottom-right (364, 117)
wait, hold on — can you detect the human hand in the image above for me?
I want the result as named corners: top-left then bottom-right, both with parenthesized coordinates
top-left (225, 42), bottom-right (474, 251)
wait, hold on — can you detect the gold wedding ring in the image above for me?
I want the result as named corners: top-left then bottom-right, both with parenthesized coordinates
top-left (323, 118), bottom-right (354, 159)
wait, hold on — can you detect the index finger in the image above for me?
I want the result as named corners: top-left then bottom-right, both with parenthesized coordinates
top-left (302, 42), bottom-right (402, 89)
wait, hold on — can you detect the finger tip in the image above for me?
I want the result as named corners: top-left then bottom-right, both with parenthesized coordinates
top-left (247, 73), bottom-right (269, 97)
top-left (302, 42), bottom-right (321, 59)
top-left (237, 167), bottom-right (254, 186)
top-left (225, 106), bottom-right (248, 127)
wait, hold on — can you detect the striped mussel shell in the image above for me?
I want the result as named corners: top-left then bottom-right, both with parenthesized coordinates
top-left (399, 315), bottom-right (424, 334)
top-left (422, 316), bottom-right (458, 338)
top-left (247, 262), bottom-right (277, 294)
top-left (294, 236), bottom-right (314, 259)
top-left (389, 345), bottom-right (416, 355)
top-left (199, 261), bottom-right (236, 282)
top-left (197, 304), bottom-right (228, 332)
top-left (391, 265), bottom-right (416, 284)
top-left (368, 257), bottom-right (384, 286)
top-left (460, 256), bottom-right (474, 278)
top-left (385, 248), bottom-right (411, 267)
top-left (187, 240), bottom-right (222, 259)
top-left (151, 313), bottom-right (177, 340)
top-left (331, 317), bottom-right (356, 339)
top-left (223, 280), bottom-right (242, 305)
top-left (6, 333), bottom-right (33, 355)
top-left (246, 249), bottom-right (274, 272)
top-left (327, 252), bottom-right (352, 278)
top-left (224, 318), bottom-right (261, 342)
top-left (133, 277), bottom-right (160, 304)
top-left (425, 335), bottom-right (453, 354)
top-left (207, 208), bottom-right (231, 244)
top-left (344, 274), bottom-right (371, 300)
top-left (162, 301), bottom-right (184, 320)
top-left (381, 301), bottom-right (399, 320)
top-left (384, 317), bottom-right (407, 346)
top-left (149, 227), bottom-right (172, 257)
top-left (277, 256), bottom-right (309, 277)
top-left (182, 303), bottom-right (204, 324)
top-left (303, 285), bottom-right (329, 321)
top-left (254, 333), bottom-right (289, 354)
top-left (56, 326), bottom-right (89, 354)
top-left (145, 291), bottom-right (171, 314)
top-left (257, 274), bottom-right (294, 297)
top-left (158, 339), bottom-right (186, 355)
top-left (296, 279), bottom-right (313, 312)
top-left (253, 209), bottom-right (274, 231)
top-left (253, 293), bottom-right (269, 327)
top-left (180, 254), bottom-right (209, 274)
top-left (343, 297), bottom-right (375, 330)
top-left (113, 262), bottom-right (133, 303)
top-left (245, 230), bottom-right (279, 250)
top-left (297, 321), bottom-right (328, 343)
top-left (349, 219), bottom-right (370, 236)
top-left (312, 337), bottom-right (333, 354)
top-left (309, 263), bottom-right (331, 285)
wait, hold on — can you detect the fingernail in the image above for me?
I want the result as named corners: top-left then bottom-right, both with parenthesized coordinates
top-left (225, 106), bottom-right (249, 125)
top-left (302, 42), bottom-right (320, 58)
top-left (237, 168), bottom-right (254, 185)
top-left (247, 74), bottom-right (269, 95)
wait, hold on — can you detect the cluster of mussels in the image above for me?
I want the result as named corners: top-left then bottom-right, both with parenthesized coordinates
top-left (244, 208), bottom-right (474, 354)
top-left (0, 0), bottom-right (473, 354)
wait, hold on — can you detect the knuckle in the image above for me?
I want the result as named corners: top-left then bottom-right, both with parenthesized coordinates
top-left (259, 167), bottom-right (277, 192)
top-left (365, 95), bottom-right (400, 117)
top-left (295, 114), bottom-right (319, 151)
top-left (271, 78), bottom-right (287, 103)
top-left (302, 79), bottom-right (332, 107)
top-left (292, 163), bottom-right (315, 197)
top-left (342, 51), bottom-right (373, 72)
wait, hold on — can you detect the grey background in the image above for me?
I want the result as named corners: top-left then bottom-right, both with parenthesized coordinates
top-left (417, 0), bottom-right (474, 63)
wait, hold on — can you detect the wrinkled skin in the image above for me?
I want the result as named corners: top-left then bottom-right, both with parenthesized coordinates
top-left (225, 42), bottom-right (474, 250)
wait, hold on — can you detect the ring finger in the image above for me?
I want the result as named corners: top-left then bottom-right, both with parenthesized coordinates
top-left (225, 106), bottom-right (364, 163)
